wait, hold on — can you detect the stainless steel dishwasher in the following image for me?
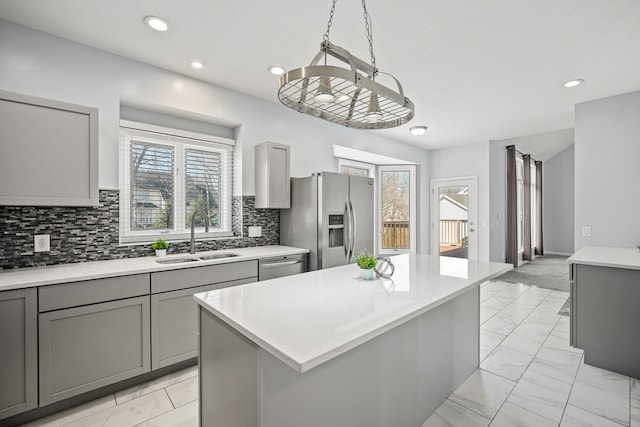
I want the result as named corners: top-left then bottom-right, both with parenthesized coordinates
top-left (258, 254), bottom-right (307, 281)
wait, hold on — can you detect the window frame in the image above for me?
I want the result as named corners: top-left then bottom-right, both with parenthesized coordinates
top-left (377, 164), bottom-right (417, 255)
top-left (119, 120), bottom-right (235, 245)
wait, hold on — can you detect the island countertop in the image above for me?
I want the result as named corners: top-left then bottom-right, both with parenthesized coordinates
top-left (194, 253), bottom-right (512, 372)
top-left (568, 245), bottom-right (640, 270)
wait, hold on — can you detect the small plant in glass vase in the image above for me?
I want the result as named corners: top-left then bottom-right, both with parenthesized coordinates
top-left (354, 250), bottom-right (377, 280)
top-left (152, 239), bottom-right (169, 257)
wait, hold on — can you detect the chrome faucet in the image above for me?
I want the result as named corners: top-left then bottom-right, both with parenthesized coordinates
top-left (190, 209), bottom-right (210, 254)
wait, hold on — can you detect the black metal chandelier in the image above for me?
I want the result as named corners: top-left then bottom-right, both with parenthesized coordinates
top-left (277, 0), bottom-right (414, 130)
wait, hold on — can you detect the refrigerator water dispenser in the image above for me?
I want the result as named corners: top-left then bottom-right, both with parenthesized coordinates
top-left (328, 214), bottom-right (344, 248)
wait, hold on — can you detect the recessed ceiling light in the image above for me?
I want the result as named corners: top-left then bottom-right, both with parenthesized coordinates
top-left (564, 79), bottom-right (584, 88)
top-left (409, 125), bottom-right (428, 136)
top-left (190, 60), bottom-right (204, 69)
top-left (268, 66), bottom-right (285, 76)
top-left (144, 16), bottom-right (169, 32)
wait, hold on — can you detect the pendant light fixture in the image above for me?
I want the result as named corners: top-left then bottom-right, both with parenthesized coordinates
top-left (277, 0), bottom-right (414, 130)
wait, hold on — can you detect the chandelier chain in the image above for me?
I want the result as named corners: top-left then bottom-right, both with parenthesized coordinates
top-left (323, 0), bottom-right (338, 42)
top-left (322, 0), bottom-right (377, 74)
top-left (361, 0), bottom-right (377, 75)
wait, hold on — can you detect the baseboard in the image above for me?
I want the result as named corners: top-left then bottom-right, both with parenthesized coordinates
top-left (544, 251), bottom-right (574, 256)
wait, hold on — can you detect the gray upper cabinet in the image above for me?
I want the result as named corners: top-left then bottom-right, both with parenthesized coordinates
top-left (38, 276), bottom-right (151, 406)
top-left (0, 288), bottom-right (37, 421)
top-left (255, 141), bottom-right (290, 209)
top-left (0, 90), bottom-right (98, 207)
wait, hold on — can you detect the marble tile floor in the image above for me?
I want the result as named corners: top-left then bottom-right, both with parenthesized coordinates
top-left (19, 280), bottom-right (640, 427)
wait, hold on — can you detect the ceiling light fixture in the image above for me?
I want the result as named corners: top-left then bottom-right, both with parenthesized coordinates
top-left (409, 125), bottom-right (427, 136)
top-left (190, 60), bottom-right (204, 69)
top-left (268, 66), bottom-right (285, 76)
top-left (564, 79), bottom-right (584, 88)
top-left (277, 0), bottom-right (414, 129)
top-left (143, 16), bottom-right (169, 32)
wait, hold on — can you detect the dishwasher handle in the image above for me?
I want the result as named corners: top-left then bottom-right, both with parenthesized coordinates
top-left (260, 259), bottom-right (304, 268)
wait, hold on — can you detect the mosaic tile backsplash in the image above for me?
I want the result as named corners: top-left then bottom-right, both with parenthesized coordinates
top-left (0, 190), bottom-right (279, 270)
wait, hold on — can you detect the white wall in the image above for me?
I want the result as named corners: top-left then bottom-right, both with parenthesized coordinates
top-left (429, 141), bottom-right (490, 261)
top-left (543, 144), bottom-right (575, 254)
top-left (575, 90), bottom-right (640, 250)
top-left (0, 19), bottom-right (431, 252)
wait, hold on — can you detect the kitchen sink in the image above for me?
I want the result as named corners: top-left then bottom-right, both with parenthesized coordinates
top-left (199, 253), bottom-right (240, 260)
top-left (156, 257), bottom-right (202, 265)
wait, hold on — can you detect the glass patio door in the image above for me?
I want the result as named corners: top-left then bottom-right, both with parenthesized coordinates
top-left (431, 177), bottom-right (477, 260)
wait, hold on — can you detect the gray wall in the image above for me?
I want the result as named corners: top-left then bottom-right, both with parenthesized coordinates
top-left (543, 144), bottom-right (575, 254)
top-left (0, 19), bottom-right (431, 253)
top-left (575, 90), bottom-right (640, 250)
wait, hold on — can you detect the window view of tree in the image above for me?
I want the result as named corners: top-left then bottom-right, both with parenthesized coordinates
top-left (130, 142), bottom-right (174, 231)
top-left (185, 149), bottom-right (221, 228)
top-left (381, 170), bottom-right (410, 249)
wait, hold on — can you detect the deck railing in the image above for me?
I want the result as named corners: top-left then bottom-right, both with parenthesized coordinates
top-left (440, 219), bottom-right (468, 247)
top-left (382, 221), bottom-right (409, 249)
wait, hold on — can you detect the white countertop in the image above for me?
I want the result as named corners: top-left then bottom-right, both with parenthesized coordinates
top-left (194, 253), bottom-right (512, 373)
top-left (0, 245), bottom-right (309, 291)
top-left (568, 245), bottom-right (640, 270)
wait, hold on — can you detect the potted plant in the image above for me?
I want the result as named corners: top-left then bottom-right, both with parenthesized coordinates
top-left (355, 251), bottom-right (377, 280)
top-left (152, 239), bottom-right (168, 257)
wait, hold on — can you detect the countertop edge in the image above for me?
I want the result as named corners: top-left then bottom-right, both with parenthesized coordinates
top-left (0, 246), bottom-right (310, 291)
top-left (194, 262), bottom-right (512, 373)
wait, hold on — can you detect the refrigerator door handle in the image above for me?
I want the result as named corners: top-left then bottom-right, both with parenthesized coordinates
top-left (349, 199), bottom-right (357, 259)
top-left (344, 200), bottom-right (351, 262)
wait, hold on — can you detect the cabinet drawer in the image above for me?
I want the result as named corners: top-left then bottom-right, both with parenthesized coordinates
top-left (151, 260), bottom-right (258, 294)
top-left (39, 274), bottom-right (150, 312)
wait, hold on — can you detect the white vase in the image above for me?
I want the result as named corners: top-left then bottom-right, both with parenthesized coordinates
top-left (360, 268), bottom-right (375, 280)
top-left (155, 249), bottom-right (167, 257)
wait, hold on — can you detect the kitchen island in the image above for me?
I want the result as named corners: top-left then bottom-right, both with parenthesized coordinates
top-left (194, 253), bottom-right (511, 427)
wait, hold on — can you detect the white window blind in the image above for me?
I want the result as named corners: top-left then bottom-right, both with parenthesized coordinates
top-left (119, 121), bottom-right (234, 244)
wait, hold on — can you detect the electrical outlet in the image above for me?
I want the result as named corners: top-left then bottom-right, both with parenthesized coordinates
top-left (248, 226), bottom-right (262, 238)
top-left (34, 234), bottom-right (50, 252)
top-left (582, 226), bottom-right (592, 237)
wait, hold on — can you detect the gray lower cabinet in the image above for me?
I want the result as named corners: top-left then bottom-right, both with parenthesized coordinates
top-left (570, 263), bottom-right (640, 379)
top-left (38, 274), bottom-right (151, 406)
top-left (0, 288), bottom-right (38, 420)
top-left (150, 261), bottom-right (258, 370)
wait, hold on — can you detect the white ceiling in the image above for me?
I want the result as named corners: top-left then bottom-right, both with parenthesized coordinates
top-left (1, 0), bottom-right (639, 155)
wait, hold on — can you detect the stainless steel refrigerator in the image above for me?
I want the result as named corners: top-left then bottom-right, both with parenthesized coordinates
top-left (280, 172), bottom-right (374, 271)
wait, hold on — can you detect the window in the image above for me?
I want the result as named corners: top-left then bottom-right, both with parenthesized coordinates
top-left (378, 165), bottom-right (416, 254)
top-left (119, 121), bottom-right (234, 243)
top-left (338, 158), bottom-right (375, 178)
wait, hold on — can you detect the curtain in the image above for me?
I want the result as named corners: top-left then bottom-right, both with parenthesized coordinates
top-left (523, 155), bottom-right (532, 261)
top-left (535, 160), bottom-right (544, 255)
top-left (506, 145), bottom-right (518, 267)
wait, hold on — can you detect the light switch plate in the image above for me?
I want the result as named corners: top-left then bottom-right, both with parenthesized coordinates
top-left (35, 234), bottom-right (50, 252)
top-left (582, 226), bottom-right (592, 237)
top-left (248, 226), bottom-right (262, 237)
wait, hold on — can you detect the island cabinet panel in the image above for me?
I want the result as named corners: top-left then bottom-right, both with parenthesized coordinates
top-left (0, 288), bottom-right (37, 421)
top-left (571, 263), bottom-right (640, 379)
top-left (38, 296), bottom-right (151, 406)
top-left (151, 263), bottom-right (258, 370)
top-left (150, 260), bottom-right (258, 293)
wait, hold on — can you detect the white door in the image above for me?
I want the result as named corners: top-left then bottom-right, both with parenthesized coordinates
top-left (431, 177), bottom-right (478, 260)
